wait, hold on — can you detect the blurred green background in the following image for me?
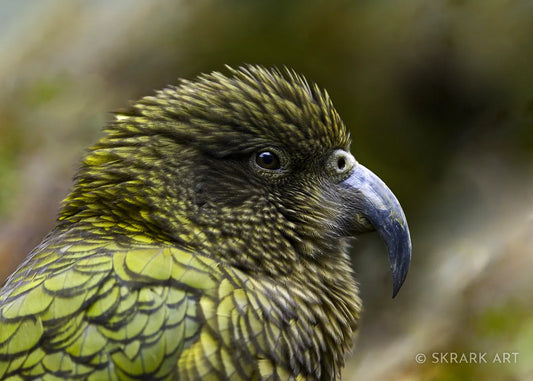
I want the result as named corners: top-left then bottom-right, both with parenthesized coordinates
top-left (0, 1), bottom-right (531, 380)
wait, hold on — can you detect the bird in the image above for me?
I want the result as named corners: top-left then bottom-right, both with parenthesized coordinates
top-left (0, 65), bottom-right (411, 380)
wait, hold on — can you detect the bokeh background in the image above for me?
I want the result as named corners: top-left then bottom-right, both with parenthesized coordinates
top-left (0, 1), bottom-right (532, 380)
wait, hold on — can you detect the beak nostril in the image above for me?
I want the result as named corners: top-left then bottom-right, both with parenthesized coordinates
top-left (330, 149), bottom-right (355, 176)
top-left (337, 157), bottom-right (346, 171)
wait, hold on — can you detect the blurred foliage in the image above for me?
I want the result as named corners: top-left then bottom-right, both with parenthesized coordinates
top-left (0, 1), bottom-right (531, 380)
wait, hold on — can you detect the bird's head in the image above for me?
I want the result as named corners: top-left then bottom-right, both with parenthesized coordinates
top-left (60, 65), bottom-right (411, 296)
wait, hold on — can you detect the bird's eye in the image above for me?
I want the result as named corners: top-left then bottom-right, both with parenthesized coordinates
top-left (255, 150), bottom-right (281, 170)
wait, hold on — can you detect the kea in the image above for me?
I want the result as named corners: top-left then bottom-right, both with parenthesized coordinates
top-left (0, 65), bottom-right (411, 380)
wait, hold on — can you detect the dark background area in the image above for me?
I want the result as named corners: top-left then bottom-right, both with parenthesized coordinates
top-left (0, 1), bottom-right (531, 380)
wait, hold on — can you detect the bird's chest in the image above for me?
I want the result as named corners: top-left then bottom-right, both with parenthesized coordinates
top-left (192, 270), bottom-right (359, 380)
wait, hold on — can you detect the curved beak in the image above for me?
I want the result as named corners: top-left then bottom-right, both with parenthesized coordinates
top-left (341, 164), bottom-right (411, 298)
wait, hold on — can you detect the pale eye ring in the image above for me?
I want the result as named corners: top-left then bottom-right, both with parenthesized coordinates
top-left (329, 149), bottom-right (356, 175)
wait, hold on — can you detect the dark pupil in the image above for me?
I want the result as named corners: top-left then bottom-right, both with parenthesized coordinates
top-left (257, 151), bottom-right (279, 169)
top-left (260, 152), bottom-right (274, 165)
